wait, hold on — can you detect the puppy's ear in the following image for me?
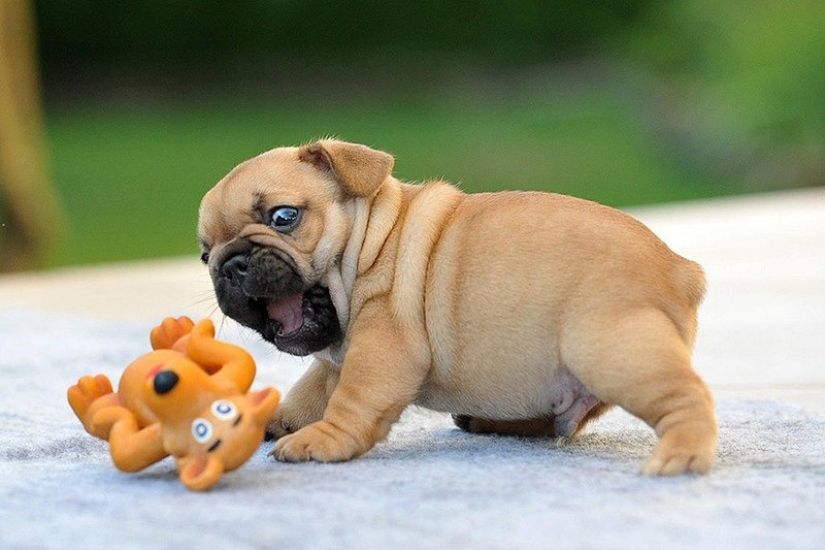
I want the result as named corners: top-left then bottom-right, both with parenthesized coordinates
top-left (298, 140), bottom-right (394, 198)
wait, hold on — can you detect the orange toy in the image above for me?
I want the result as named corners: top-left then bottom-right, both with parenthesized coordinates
top-left (67, 316), bottom-right (280, 491)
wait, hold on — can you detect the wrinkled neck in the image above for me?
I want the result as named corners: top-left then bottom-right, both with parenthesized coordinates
top-left (315, 179), bottom-right (404, 367)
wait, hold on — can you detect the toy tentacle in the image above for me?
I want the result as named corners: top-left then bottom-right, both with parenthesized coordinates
top-left (67, 374), bottom-right (119, 439)
top-left (186, 319), bottom-right (257, 392)
top-left (150, 316), bottom-right (196, 352)
top-left (96, 410), bottom-right (167, 472)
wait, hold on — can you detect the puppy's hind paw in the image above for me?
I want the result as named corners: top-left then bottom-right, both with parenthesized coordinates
top-left (641, 417), bottom-right (717, 476)
top-left (640, 447), bottom-right (714, 476)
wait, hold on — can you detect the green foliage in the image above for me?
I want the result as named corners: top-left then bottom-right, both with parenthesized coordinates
top-left (621, 0), bottom-right (825, 188)
top-left (34, 0), bottom-right (649, 71)
top-left (30, 0), bottom-right (823, 267)
top-left (44, 87), bottom-right (743, 267)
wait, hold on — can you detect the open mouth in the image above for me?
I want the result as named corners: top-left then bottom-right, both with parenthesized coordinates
top-left (253, 284), bottom-right (340, 348)
top-left (265, 292), bottom-right (305, 337)
top-left (214, 262), bottom-right (342, 356)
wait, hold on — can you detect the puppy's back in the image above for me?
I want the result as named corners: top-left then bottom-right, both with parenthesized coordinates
top-left (426, 190), bottom-right (705, 358)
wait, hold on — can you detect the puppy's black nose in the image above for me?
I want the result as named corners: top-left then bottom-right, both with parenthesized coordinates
top-left (220, 253), bottom-right (249, 284)
top-left (153, 370), bottom-right (179, 395)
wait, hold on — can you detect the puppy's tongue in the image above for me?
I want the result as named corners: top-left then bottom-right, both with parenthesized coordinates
top-left (266, 293), bottom-right (304, 336)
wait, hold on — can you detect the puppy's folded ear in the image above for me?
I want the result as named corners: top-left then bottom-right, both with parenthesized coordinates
top-left (298, 140), bottom-right (394, 198)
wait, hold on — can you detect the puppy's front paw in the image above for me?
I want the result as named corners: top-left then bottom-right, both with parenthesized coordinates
top-left (270, 421), bottom-right (363, 463)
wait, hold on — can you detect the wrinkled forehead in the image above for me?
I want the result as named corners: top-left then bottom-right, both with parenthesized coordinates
top-left (197, 147), bottom-right (313, 245)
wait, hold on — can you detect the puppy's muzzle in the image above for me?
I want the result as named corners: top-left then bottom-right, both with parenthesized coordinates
top-left (216, 246), bottom-right (304, 300)
top-left (220, 253), bottom-right (249, 287)
top-left (210, 246), bottom-right (342, 356)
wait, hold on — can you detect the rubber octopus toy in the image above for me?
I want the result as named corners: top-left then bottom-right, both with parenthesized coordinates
top-left (68, 316), bottom-right (280, 491)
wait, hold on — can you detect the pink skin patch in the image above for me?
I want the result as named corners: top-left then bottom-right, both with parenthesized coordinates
top-left (266, 293), bottom-right (304, 336)
top-left (146, 363), bottom-right (165, 380)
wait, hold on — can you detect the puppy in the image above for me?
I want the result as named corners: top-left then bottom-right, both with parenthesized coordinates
top-left (198, 139), bottom-right (716, 475)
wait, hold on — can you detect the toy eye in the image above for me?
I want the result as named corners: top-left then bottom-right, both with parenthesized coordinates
top-left (269, 206), bottom-right (301, 233)
top-left (211, 400), bottom-right (237, 421)
top-left (192, 418), bottom-right (214, 443)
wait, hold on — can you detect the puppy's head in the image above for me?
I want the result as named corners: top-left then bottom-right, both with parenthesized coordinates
top-left (197, 139), bottom-right (394, 356)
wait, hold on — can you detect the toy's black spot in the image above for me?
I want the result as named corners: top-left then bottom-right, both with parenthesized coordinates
top-left (153, 371), bottom-right (179, 395)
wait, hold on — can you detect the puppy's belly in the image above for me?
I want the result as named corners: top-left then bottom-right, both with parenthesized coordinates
top-left (415, 364), bottom-right (599, 426)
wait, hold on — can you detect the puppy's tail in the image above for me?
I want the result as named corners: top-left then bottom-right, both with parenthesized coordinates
top-left (681, 260), bottom-right (707, 311)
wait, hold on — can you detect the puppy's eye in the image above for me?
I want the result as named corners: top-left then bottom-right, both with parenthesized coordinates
top-left (200, 251), bottom-right (210, 265)
top-left (269, 206), bottom-right (301, 233)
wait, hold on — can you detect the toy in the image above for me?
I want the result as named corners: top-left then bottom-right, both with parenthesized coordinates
top-left (67, 316), bottom-right (280, 491)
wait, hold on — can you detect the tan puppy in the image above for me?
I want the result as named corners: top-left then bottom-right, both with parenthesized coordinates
top-left (198, 139), bottom-right (716, 475)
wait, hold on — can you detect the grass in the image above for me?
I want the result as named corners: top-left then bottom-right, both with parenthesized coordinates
top-left (42, 86), bottom-right (748, 268)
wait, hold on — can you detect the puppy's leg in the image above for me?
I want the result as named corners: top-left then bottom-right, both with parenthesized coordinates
top-left (272, 306), bottom-right (427, 462)
top-left (266, 359), bottom-right (339, 440)
top-left (563, 307), bottom-right (717, 475)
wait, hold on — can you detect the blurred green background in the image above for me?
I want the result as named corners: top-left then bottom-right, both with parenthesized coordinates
top-left (6, 0), bottom-right (825, 268)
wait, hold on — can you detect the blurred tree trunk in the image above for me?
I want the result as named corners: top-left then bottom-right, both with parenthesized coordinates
top-left (0, 0), bottom-right (65, 271)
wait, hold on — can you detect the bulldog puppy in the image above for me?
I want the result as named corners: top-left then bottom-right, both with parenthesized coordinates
top-left (198, 139), bottom-right (716, 475)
